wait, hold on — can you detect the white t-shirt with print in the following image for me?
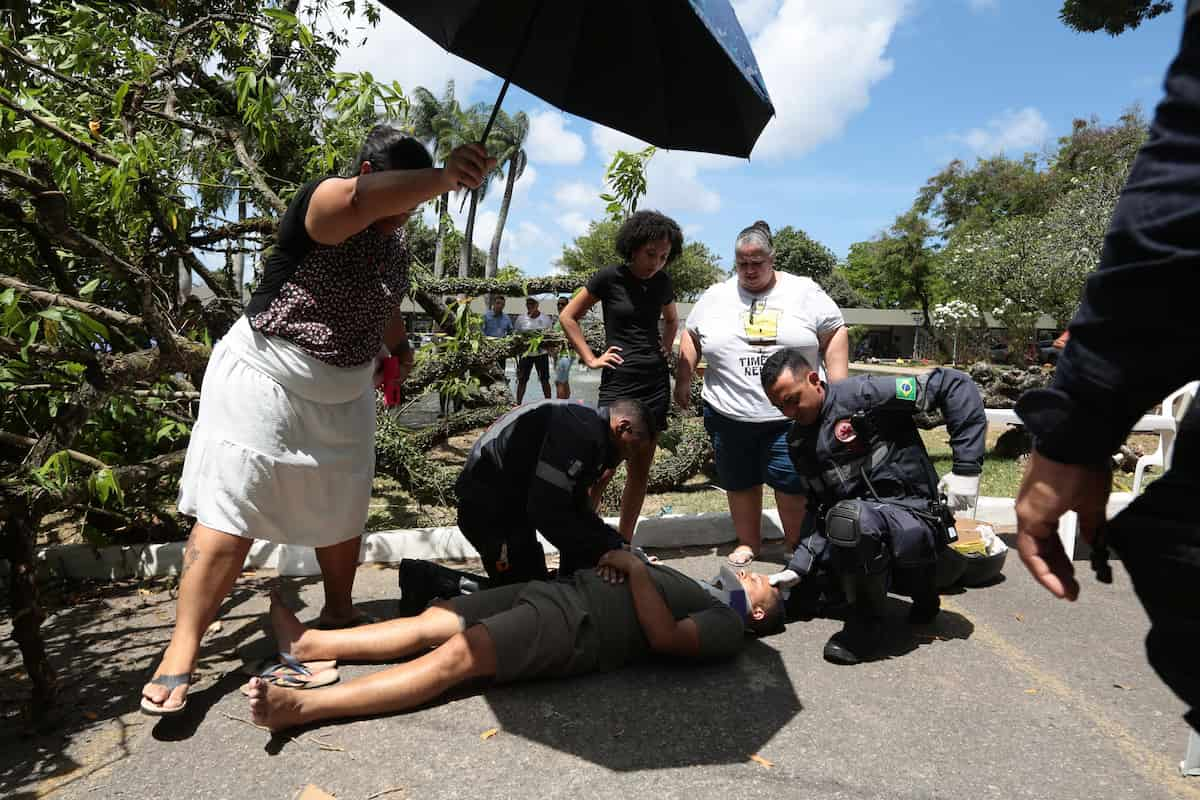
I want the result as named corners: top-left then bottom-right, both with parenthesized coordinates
top-left (515, 311), bottom-right (554, 356)
top-left (685, 272), bottom-right (843, 422)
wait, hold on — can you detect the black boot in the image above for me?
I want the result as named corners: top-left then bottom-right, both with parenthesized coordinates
top-left (823, 572), bottom-right (888, 665)
top-left (905, 563), bottom-right (941, 625)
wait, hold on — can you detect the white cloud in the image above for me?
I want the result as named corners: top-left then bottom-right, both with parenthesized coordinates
top-left (471, 209), bottom-right (498, 251)
top-left (952, 107), bottom-right (1049, 155)
top-left (526, 110), bottom-right (586, 165)
top-left (575, 1), bottom-right (909, 217)
top-left (557, 211), bottom-right (592, 237)
top-left (590, 125), bottom-right (728, 215)
top-left (732, 0), bottom-right (781, 37)
top-left (329, 8), bottom-right (491, 100)
top-left (554, 180), bottom-right (602, 210)
top-left (748, 0), bottom-right (907, 159)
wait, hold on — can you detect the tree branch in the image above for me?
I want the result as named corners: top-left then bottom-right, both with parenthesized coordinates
top-left (127, 389), bottom-right (199, 400)
top-left (0, 193), bottom-right (71, 291)
top-left (0, 43), bottom-right (99, 96)
top-left (12, 163), bottom-right (184, 363)
top-left (187, 217), bottom-right (275, 247)
top-left (231, 134), bottom-right (287, 214)
top-left (0, 334), bottom-right (94, 362)
top-left (139, 104), bottom-right (228, 139)
top-left (30, 450), bottom-right (188, 514)
top-left (0, 273), bottom-right (146, 330)
top-left (0, 93), bottom-right (119, 167)
top-left (0, 431), bottom-right (107, 470)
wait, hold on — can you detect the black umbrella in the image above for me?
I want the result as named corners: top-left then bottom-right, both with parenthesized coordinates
top-left (381, 0), bottom-right (775, 158)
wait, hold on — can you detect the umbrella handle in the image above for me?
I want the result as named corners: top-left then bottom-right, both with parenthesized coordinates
top-left (456, 0), bottom-right (545, 211)
top-left (457, 76), bottom-right (511, 212)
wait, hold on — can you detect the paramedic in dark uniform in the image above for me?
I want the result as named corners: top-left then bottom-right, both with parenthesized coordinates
top-left (760, 347), bottom-right (986, 664)
top-left (454, 398), bottom-right (652, 584)
top-left (1014, 0), bottom-right (1200, 733)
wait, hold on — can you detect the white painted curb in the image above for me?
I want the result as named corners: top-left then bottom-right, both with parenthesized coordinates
top-left (10, 496), bottom-right (1135, 583)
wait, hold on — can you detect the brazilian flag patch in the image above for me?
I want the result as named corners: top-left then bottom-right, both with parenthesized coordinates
top-left (895, 377), bottom-right (917, 401)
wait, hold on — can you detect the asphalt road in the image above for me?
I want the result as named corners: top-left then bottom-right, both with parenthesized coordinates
top-left (1, 547), bottom-right (1196, 800)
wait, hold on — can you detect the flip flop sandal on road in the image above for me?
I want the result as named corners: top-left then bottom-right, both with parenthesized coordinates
top-left (239, 655), bottom-right (340, 695)
top-left (241, 654), bottom-right (337, 677)
top-left (140, 673), bottom-right (194, 716)
top-left (727, 547), bottom-right (756, 567)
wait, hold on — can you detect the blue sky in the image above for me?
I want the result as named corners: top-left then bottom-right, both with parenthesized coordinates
top-left (330, 0), bottom-right (1182, 277)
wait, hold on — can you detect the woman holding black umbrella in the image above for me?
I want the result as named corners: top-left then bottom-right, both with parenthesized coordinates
top-left (140, 127), bottom-right (494, 716)
top-left (559, 210), bottom-right (682, 541)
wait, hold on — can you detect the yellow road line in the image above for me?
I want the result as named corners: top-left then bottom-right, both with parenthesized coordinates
top-left (941, 597), bottom-right (1200, 800)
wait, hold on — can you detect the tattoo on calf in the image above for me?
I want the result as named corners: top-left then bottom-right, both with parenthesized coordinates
top-left (182, 539), bottom-right (200, 576)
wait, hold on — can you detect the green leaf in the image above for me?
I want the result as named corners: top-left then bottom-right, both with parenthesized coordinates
top-left (79, 278), bottom-right (100, 298)
top-left (264, 8), bottom-right (298, 24)
top-left (37, 308), bottom-right (65, 322)
top-left (33, 450), bottom-right (72, 490)
top-left (112, 81), bottom-right (130, 116)
top-left (90, 467), bottom-right (125, 508)
top-left (7, 149), bottom-right (31, 160)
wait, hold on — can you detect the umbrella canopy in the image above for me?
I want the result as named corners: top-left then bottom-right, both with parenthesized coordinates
top-left (379, 0), bottom-right (775, 158)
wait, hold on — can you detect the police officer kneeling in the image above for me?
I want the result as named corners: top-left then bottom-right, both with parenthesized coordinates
top-left (454, 398), bottom-right (652, 584)
top-left (760, 348), bottom-right (986, 664)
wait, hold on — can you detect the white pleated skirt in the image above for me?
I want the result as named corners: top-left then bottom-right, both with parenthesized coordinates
top-left (177, 318), bottom-right (376, 548)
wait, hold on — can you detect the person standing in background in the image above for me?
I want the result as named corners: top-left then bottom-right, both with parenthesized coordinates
top-left (515, 296), bottom-right (554, 404)
top-left (559, 210), bottom-right (682, 542)
top-left (675, 221), bottom-right (848, 567)
top-left (553, 295), bottom-right (574, 399)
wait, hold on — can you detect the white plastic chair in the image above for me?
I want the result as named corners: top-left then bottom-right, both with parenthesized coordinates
top-left (1131, 381), bottom-right (1200, 495)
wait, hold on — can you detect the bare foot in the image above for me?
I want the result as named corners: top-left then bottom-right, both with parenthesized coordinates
top-left (246, 676), bottom-right (306, 732)
top-left (269, 591), bottom-right (315, 660)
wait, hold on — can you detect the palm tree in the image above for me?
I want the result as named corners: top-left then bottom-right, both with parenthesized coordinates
top-left (486, 110), bottom-right (529, 278)
top-left (408, 81), bottom-right (459, 277)
top-left (454, 102), bottom-right (505, 278)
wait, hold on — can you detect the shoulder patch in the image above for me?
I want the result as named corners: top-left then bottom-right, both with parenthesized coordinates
top-left (895, 377), bottom-right (917, 401)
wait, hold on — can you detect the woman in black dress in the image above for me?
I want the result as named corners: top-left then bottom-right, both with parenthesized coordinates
top-left (559, 210), bottom-right (682, 541)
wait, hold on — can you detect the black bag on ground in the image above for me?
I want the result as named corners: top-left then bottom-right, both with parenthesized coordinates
top-left (396, 558), bottom-right (491, 617)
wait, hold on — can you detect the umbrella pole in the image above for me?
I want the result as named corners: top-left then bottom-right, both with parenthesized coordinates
top-left (458, 0), bottom-right (545, 237)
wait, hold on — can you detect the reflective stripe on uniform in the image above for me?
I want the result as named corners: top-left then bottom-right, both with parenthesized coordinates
top-left (534, 459), bottom-right (574, 492)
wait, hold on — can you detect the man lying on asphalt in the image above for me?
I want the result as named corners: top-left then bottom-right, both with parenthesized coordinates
top-left (247, 551), bottom-right (783, 732)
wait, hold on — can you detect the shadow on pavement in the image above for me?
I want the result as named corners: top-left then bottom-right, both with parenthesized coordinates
top-left (484, 639), bottom-right (802, 771)
top-left (0, 574), bottom-right (318, 797)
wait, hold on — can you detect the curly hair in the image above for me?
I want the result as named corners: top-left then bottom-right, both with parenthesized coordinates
top-left (614, 210), bottom-right (684, 265)
top-left (352, 125), bottom-right (433, 174)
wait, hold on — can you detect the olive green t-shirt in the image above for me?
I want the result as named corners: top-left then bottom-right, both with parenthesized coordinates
top-left (572, 563), bottom-right (745, 670)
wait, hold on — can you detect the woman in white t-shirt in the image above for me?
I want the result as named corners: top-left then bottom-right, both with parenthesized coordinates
top-left (674, 221), bottom-right (849, 566)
